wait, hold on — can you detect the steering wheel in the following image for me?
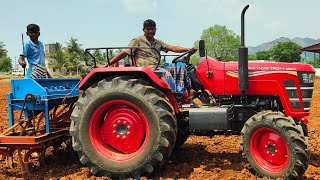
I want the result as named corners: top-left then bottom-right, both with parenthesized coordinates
top-left (171, 49), bottom-right (197, 66)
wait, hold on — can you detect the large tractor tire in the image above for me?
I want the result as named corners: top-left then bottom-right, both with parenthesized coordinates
top-left (70, 77), bottom-right (177, 179)
top-left (241, 111), bottom-right (309, 179)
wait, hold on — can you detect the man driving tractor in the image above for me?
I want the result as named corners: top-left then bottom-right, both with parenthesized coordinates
top-left (98, 19), bottom-right (197, 96)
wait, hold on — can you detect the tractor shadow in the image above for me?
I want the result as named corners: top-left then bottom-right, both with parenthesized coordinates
top-left (153, 143), bottom-right (247, 179)
top-left (30, 147), bottom-right (85, 178)
top-left (153, 144), bottom-right (320, 180)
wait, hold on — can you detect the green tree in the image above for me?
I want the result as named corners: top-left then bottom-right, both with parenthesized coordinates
top-left (306, 59), bottom-right (315, 66)
top-left (0, 56), bottom-right (12, 72)
top-left (48, 42), bottom-right (67, 73)
top-left (256, 50), bottom-right (272, 60)
top-left (65, 38), bottom-right (83, 73)
top-left (65, 52), bottom-right (81, 73)
top-left (66, 38), bottom-right (83, 55)
top-left (0, 42), bottom-right (12, 72)
top-left (271, 42), bottom-right (302, 62)
top-left (105, 49), bottom-right (116, 60)
top-left (0, 42), bottom-right (8, 59)
top-left (248, 54), bottom-right (257, 60)
top-left (86, 49), bottom-right (116, 66)
top-left (198, 25), bottom-right (240, 62)
top-left (92, 49), bottom-right (104, 65)
top-left (83, 50), bottom-right (94, 67)
top-left (190, 40), bottom-right (201, 65)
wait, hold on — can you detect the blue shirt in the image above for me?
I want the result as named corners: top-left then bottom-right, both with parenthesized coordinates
top-left (21, 40), bottom-right (46, 78)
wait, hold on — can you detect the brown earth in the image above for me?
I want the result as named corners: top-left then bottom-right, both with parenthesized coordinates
top-left (0, 77), bottom-right (319, 180)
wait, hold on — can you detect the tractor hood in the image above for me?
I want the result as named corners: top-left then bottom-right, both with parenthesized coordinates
top-left (225, 60), bottom-right (315, 72)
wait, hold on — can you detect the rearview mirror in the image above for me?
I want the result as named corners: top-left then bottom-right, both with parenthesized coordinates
top-left (199, 40), bottom-right (206, 57)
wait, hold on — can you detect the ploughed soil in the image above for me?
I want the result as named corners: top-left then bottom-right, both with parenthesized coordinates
top-left (0, 76), bottom-right (319, 180)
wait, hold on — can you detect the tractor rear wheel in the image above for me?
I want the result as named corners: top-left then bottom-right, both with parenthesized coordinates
top-left (70, 77), bottom-right (177, 179)
top-left (241, 111), bottom-right (309, 179)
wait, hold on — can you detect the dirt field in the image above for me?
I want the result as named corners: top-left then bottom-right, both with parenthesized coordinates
top-left (0, 77), bottom-right (319, 180)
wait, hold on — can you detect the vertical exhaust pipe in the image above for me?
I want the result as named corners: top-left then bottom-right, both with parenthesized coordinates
top-left (238, 5), bottom-right (249, 94)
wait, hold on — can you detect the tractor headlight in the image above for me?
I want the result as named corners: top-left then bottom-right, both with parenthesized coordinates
top-left (301, 73), bottom-right (314, 84)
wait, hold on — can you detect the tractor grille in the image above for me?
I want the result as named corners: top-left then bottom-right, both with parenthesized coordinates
top-left (298, 72), bottom-right (314, 112)
top-left (285, 80), bottom-right (300, 110)
top-left (285, 72), bottom-right (314, 112)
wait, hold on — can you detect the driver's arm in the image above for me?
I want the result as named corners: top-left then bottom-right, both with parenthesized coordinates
top-left (99, 38), bottom-right (139, 67)
top-left (97, 50), bottom-right (128, 67)
top-left (166, 45), bottom-right (195, 53)
top-left (108, 50), bottom-right (128, 66)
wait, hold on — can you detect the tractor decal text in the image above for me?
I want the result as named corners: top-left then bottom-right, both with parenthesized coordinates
top-left (226, 70), bottom-right (298, 78)
top-left (248, 66), bottom-right (297, 71)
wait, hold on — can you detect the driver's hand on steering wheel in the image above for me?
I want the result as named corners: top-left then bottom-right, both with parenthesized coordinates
top-left (190, 47), bottom-right (198, 51)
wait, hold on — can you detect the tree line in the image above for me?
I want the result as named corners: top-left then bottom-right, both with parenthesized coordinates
top-left (1, 24), bottom-right (319, 73)
top-left (190, 25), bottom-right (318, 66)
top-left (47, 38), bottom-right (87, 74)
top-left (0, 42), bottom-right (12, 72)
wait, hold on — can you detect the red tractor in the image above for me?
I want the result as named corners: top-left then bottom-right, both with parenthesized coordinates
top-left (70, 5), bottom-right (313, 179)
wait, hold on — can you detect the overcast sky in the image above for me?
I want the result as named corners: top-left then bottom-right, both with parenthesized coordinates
top-left (1, 0), bottom-right (319, 63)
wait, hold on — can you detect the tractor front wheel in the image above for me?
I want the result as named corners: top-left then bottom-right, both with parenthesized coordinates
top-left (241, 111), bottom-right (309, 179)
top-left (70, 77), bottom-right (177, 179)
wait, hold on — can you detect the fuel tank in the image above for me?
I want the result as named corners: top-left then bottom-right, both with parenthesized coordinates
top-left (187, 107), bottom-right (229, 131)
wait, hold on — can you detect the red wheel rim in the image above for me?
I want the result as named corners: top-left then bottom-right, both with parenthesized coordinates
top-left (250, 127), bottom-right (289, 172)
top-left (89, 100), bottom-right (149, 162)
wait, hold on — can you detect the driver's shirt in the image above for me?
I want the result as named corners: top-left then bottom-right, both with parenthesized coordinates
top-left (124, 35), bottom-right (171, 68)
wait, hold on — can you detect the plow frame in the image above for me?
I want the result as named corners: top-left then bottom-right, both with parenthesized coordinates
top-left (0, 78), bottom-right (80, 173)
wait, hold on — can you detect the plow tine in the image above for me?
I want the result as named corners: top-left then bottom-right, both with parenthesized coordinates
top-left (6, 155), bottom-right (13, 169)
top-left (36, 112), bottom-right (45, 133)
top-left (39, 148), bottom-right (46, 166)
top-left (1, 122), bottom-right (22, 136)
top-left (17, 149), bottom-right (29, 173)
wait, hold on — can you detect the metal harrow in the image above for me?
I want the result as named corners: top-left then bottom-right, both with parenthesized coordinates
top-left (0, 78), bottom-right (79, 173)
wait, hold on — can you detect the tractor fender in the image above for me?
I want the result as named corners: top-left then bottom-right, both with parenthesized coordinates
top-left (79, 67), bottom-right (181, 112)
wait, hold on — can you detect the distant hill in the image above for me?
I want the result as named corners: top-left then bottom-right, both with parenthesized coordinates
top-left (248, 37), bottom-right (320, 55)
